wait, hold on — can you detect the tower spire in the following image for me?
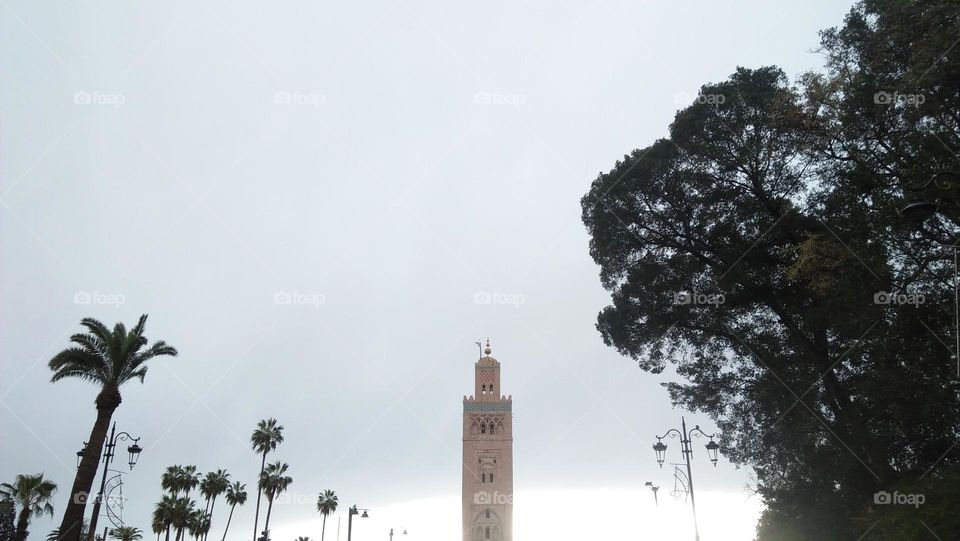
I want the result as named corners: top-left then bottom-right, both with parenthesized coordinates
top-left (484, 338), bottom-right (492, 356)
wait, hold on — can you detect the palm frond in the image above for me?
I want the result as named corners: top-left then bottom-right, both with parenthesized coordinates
top-left (79, 318), bottom-right (111, 343)
top-left (51, 316), bottom-right (177, 390)
top-left (48, 347), bottom-right (105, 380)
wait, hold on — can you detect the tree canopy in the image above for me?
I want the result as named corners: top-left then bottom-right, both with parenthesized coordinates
top-left (581, 1), bottom-right (960, 538)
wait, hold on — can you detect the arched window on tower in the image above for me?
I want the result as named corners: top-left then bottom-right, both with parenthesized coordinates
top-left (480, 423), bottom-right (486, 434)
top-left (485, 526), bottom-right (490, 539)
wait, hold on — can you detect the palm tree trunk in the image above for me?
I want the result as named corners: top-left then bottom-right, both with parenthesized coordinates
top-left (57, 390), bottom-right (120, 541)
top-left (251, 453), bottom-right (266, 541)
top-left (220, 504), bottom-right (236, 541)
top-left (204, 497), bottom-right (217, 541)
top-left (320, 515), bottom-right (326, 541)
top-left (261, 498), bottom-right (274, 541)
top-left (13, 506), bottom-right (30, 541)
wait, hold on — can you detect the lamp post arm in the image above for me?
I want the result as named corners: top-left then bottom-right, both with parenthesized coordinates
top-left (687, 426), bottom-right (716, 440)
top-left (114, 431), bottom-right (139, 443)
top-left (656, 428), bottom-right (684, 441)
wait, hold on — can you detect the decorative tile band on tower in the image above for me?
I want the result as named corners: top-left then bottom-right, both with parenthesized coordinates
top-left (462, 339), bottom-right (513, 541)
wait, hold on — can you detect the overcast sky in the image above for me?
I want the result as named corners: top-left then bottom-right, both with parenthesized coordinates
top-left (2, 1), bottom-right (856, 540)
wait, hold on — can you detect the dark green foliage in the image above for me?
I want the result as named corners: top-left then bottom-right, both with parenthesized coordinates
top-left (0, 502), bottom-right (14, 541)
top-left (581, 1), bottom-right (960, 539)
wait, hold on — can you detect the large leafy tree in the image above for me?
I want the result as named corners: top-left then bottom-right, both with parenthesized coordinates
top-left (0, 501), bottom-right (15, 541)
top-left (249, 419), bottom-right (283, 541)
top-left (582, 22), bottom-right (960, 538)
top-left (49, 316), bottom-right (177, 541)
top-left (0, 474), bottom-right (57, 541)
top-left (802, 1), bottom-right (960, 536)
top-left (314, 490), bottom-right (337, 541)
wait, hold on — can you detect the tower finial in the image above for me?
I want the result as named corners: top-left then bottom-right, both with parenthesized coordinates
top-left (484, 338), bottom-right (492, 356)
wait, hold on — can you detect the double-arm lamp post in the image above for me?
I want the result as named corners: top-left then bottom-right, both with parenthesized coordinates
top-left (346, 505), bottom-right (369, 541)
top-left (653, 417), bottom-right (721, 541)
top-left (76, 422), bottom-right (142, 541)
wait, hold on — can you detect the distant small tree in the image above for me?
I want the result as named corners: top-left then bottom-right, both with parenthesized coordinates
top-left (0, 474), bottom-right (57, 541)
top-left (108, 528), bottom-right (142, 541)
top-left (315, 490), bottom-right (337, 541)
top-left (45, 522), bottom-right (88, 541)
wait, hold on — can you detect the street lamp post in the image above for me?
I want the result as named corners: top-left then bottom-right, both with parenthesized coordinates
top-left (652, 417), bottom-right (721, 541)
top-left (346, 505), bottom-right (369, 541)
top-left (77, 422), bottom-right (142, 541)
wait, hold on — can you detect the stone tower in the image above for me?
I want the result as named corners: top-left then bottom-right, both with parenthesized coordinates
top-left (462, 339), bottom-right (513, 541)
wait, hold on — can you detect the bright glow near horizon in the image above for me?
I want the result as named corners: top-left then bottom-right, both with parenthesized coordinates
top-left (270, 489), bottom-right (762, 541)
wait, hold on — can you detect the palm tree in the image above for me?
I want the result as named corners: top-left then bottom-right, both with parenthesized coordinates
top-left (219, 483), bottom-right (246, 541)
top-left (294, 537), bottom-right (310, 541)
top-left (46, 522), bottom-right (89, 541)
top-left (314, 491), bottom-right (337, 541)
top-left (249, 419), bottom-right (283, 541)
top-left (178, 468), bottom-right (200, 498)
top-left (108, 527), bottom-right (142, 541)
top-left (1, 473), bottom-right (58, 541)
top-left (152, 495), bottom-right (177, 541)
top-left (198, 471), bottom-right (228, 541)
top-left (168, 498), bottom-right (194, 541)
top-left (161, 467), bottom-right (183, 496)
top-left (150, 514), bottom-right (164, 541)
top-left (257, 463), bottom-right (291, 541)
top-left (185, 510), bottom-right (208, 541)
top-left (50, 315), bottom-right (177, 541)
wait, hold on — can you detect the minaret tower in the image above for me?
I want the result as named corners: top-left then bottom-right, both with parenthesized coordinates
top-left (462, 339), bottom-right (513, 541)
